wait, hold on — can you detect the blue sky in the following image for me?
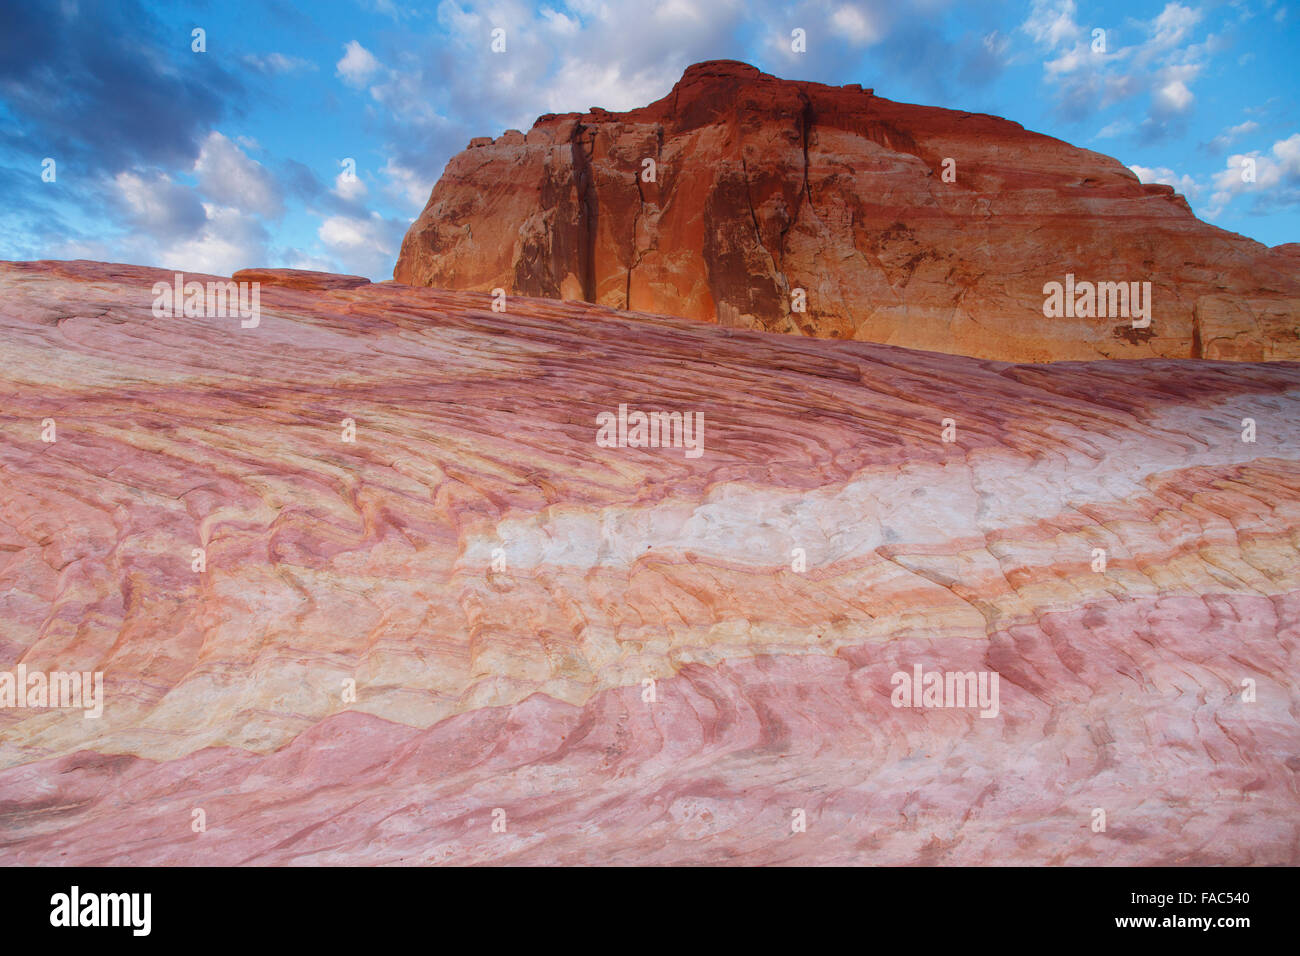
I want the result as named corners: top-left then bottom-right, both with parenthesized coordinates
top-left (1, 0), bottom-right (1297, 280)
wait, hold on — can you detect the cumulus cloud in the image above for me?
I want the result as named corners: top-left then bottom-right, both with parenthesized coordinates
top-left (99, 131), bottom-right (285, 274)
top-left (1147, 2), bottom-right (1203, 51)
top-left (318, 212), bottom-right (408, 277)
top-left (159, 204), bottom-right (270, 277)
top-left (830, 5), bottom-right (884, 46)
top-left (334, 166), bottom-right (368, 202)
top-left (112, 170), bottom-right (208, 239)
top-left (336, 40), bottom-right (381, 88)
top-left (543, 59), bottom-right (680, 114)
top-left (381, 159), bottom-right (432, 210)
top-left (105, 174), bottom-right (269, 276)
top-left (1021, 0), bottom-right (1211, 139)
top-left (1207, 132), bottom-right (1300, 217)
top-left (1128, 163), bottom-right (1200, 197)
top-left (320, 215), bottom-right (381, 250)
top-left (1022, 0), bottom-right (1083, 48)
top-left (194, 132), bottom-right (285, 218)
top-left (1153, 78), bottom-right (1193, 114)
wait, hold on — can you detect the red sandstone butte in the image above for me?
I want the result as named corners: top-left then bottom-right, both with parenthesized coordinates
top-left (394, 60), bottom-right (1300, 363)
top-left (0, 259), bottom-right (1298, 865)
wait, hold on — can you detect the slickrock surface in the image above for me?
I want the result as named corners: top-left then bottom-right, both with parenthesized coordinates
top-left (395, 60), bottom-right (1300, 364)
top-left (1, 259), bottom-right (1299, 865)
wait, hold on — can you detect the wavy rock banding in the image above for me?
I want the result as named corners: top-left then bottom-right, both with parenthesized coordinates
top-left (0, 259), bottom-right (1296, 864)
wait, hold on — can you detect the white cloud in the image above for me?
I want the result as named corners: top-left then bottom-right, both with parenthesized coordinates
top-left (99, 183), bottom-right (269, 276)
top-left (831, 5), bottom-right (883, 46)
top-left (1148, 3), bottom-right (1202, 51)
top-left (544, 59), bottom-right (680, 114)
top-left (1207, 132), bottom-right (1300, 215)
top-left (319, 213), bottom-right (388, 251)
top-left (336, 40), bottom-right (381, 87)
top-left (1023, 0), bottom-right (1213, 137)
top-left (106, 137), bottom-right (280, 275)
top-left (194, 131), bottom-right (284, 217)
top-left (317, 211), bottom-right (407, 279)
top-left (365, 51), bottom-right (447, 128)
top-left (334, 166), bottom-right (368, 201)
top-left (381, 158), bottom-right (431, 209)
top-left (1128, 163), bottom-right (1200, 196)
top-left (1022, 0), bottom-right (1082, 49)
top-left (540, 6), bottom-right (580, 34)
top-left (112, 169), bottom-right (207, 237)
top-left (1207, 119), bottom-right (1259, 152)
top-left (1154, 78), bottom-right (1194, 114)
top-left (160, 204), bottom-right (269, 276)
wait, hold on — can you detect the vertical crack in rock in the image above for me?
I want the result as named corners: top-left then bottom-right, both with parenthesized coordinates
top-left (625, 124), bottom-right (665, 311)
top-left (627, 158), bottom-right (645, 311)
top-left (705, 159), bottom-right (786, 331)
top-left (740, 156), bottom-right (782, 280)
top-left (571, 122), bottom-right (597, 303)
top-left (798, 91), bottom-right (815, 211)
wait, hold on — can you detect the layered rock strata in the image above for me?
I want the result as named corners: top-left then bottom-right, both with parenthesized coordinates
top-left (0, 259), bottom-right (1298, 864)
top-left (395, 60), bottom-right (1300, 363)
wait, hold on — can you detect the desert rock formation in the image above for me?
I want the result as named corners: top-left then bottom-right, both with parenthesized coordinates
top-left (394, 60), bottom-right (1300, 363)
top-left (0, 260), bottom-right (1297, 864)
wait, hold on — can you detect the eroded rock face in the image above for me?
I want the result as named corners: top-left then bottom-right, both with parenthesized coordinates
top-left (394, 60), bottom-right (1300, 363)
top-left (1, 259), bottom-right (1298, 864)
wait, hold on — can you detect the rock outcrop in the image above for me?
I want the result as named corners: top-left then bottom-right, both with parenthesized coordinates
top-left (231, 267), bottom-right (371, 292)
top-left (1, 258), bottom-right (1298, 864)
top-left (394, 60), bottom-right (1300, 363)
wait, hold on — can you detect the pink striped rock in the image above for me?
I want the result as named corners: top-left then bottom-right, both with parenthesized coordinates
top-left (0, 258), bottom-right (1297, 864)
